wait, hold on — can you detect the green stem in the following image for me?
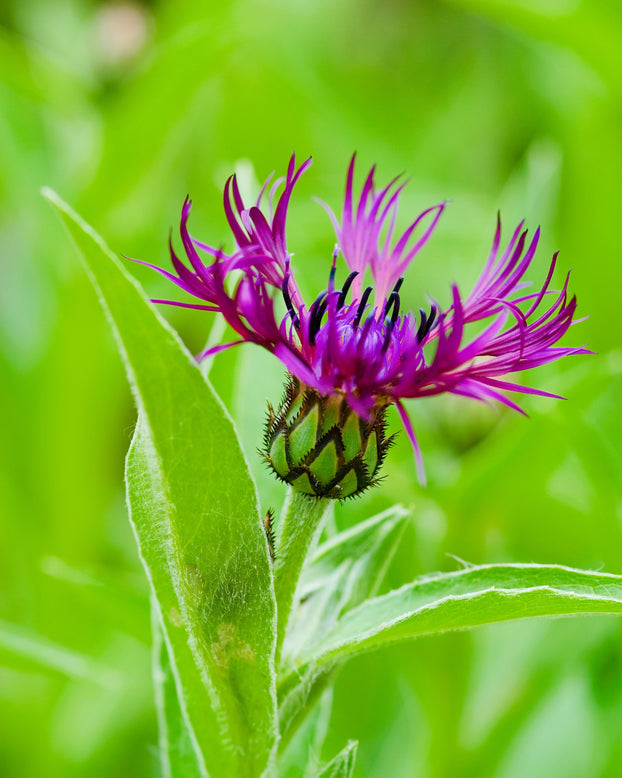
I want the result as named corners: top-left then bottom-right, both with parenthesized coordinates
top-left (274, 489), bottom-right (330, 664)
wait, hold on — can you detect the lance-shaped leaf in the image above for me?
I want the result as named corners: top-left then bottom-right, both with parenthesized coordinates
top-left (277, 688), bottom-right (334, 778)
top-left (283, 505), bottom-right (410, 665)
top-left (151, 598), bottom-right (203, 778)
top-left (44, 190), bottom-right (277, 778)
top-left (279, 506), bottom-right (409, 748)
top-left (315, 741), bottom-right (358, 778)
top-left (304, 505), bottom-right (411, 606)
top-left (292, 564), bottom-right (622, 676)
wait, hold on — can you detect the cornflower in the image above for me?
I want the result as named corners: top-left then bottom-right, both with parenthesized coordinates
top-left (138, 155), bottom-right (587, 498)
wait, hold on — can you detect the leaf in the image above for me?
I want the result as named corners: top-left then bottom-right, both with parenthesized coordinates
top-left (151, 598), bottom-right (204, 778)
top-left (302, 504), bottom-right (411, 616)
top-left (279, 506), bottom-right (410, 739)
top-left (285, 504), bottom-right (410, 663)
top-left (277, 688), bottom-right (334, 778)
top-left (293, 563), bottom-right (622, 673)
top-left (44, 189), bottom-right (277, 778)
top-left (315, 741), bottom-right (358, 778)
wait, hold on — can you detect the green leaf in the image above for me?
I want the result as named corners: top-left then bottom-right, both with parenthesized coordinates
top-left (294, 563), bottom-right (622, 673)
top-left (315, 741), bottom-right (358, 778)
top-left (151, 598), bottom-right (203, 778)
top-left (306, 505), bottom-right (411, 605)
top-left (44, 189), bottom-right (277, 778)
top-left (278, 506), bottom-right (409, 749)
top-left (283, 505), bottom-right (411, 665)
top-left (277, 688), bottom-right (334, 778)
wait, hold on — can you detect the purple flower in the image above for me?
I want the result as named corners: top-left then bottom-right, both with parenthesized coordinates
top-left (139, 155), bottom-right (588, 485)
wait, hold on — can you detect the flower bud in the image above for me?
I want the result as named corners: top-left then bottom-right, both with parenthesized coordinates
top-left (264, 376), bottom-right (394, 499)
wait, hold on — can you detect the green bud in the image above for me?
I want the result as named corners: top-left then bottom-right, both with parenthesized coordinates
top-left (263, 376), bottom-right (394, 499)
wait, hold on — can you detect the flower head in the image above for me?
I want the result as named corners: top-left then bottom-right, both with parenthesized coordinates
top-left (139, 155), bottom-right (588, 494)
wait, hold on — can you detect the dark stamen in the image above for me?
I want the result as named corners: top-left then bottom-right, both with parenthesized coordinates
top-left (382, 318), bottom-right (396, 353)
top-left (416, 308), bottom-right (427, 341)
top-left (309, 292), bottom-right (329, 345)
top-left (285, 310), bottom-right (300, 328)
top-left (328, 257), bottom-right (337, 291)
top-left (390, 293), bottom-right (401, 324)
top-left (337, 271), bottom-right (359, 309)
top-left (383, 290), bottom-right (401, 321)
top-left (309, 290), bottom-right (327, 319)
top-left (353, 286), bottom-right (373, 328)
top-left (281, 277), bottom-right (300, 329)
top-left (381, 287), bottom-right (403, 353)
top-left (382, 278), bottom-right (403, 318)
top-left (416, 305), bottom-right (437, 342)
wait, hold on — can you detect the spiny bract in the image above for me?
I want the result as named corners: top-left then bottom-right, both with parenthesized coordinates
top-left (263, 376), bottom-right (394, 499)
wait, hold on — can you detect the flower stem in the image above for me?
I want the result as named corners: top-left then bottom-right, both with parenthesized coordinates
top-left (274, 489), bottom-right (330, 664)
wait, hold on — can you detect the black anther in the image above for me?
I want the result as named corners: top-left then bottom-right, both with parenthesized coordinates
top-left (337, 271), bottom-right (359, 309)
top-left (382, 278), bottom-right (403, 318)
top-left (416, 308), bottom-right (427, 341)
top-left (353, 286), bottom-right (373, 328)
top-left (309, 292), bottom-right (329, 345)
top-left (383, 290), bottom-right (401, 321)
top-left (309, 290), bottom-right (328, 318)
top-left (390, 293), bottom-right (401, 325)
top-left (382, 317), bottom-right (396, 353)
top-left (416, 305), bottom-right (437, 342)
top-left (281, 277), bottom-right (300, 329)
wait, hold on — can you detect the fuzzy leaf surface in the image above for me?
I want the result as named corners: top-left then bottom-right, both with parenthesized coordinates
top-left (277, 689), bottom-right (334, 778)
top-left (303, 505), bottom-right (411, 608)
top-left (279, 506), bottom-right (410, 741)
top-left (151, 599), bottom-right (203, 778)
top-left (45, 190), bottom-right (277, 778)
top-left (315, 741), bottom-right (358, 778)
top-left (284, 505), bottom-right (410, 663)
top-left (296, 564), bottom-right (622, 670)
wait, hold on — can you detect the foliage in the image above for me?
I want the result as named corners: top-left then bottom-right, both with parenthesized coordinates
top-left (42, 192), bottom-right (622, 776)
top-left (2, 1), bottom-right (622, 777)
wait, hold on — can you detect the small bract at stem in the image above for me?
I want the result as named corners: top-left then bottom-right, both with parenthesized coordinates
top-left (274, 489), bottom-right (331, 663)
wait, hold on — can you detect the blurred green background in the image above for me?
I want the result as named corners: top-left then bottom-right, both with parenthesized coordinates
top-left (2, 0), bottom-right (622, 775)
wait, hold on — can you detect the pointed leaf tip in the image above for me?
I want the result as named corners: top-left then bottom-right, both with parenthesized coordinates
top-left (316, 740), bottom-right (358, 777)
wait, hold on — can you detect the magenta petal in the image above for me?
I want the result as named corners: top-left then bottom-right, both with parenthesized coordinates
top-left (136, 154), bottom-right (588, 493)
top-left (151, 299), bottom-right (219, 311)
top-left (396, 401), bottom-right (426, 486)
top-left (196, 339), bottom-right (246, 361)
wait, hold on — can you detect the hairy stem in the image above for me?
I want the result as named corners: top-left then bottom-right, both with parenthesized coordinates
top-left (273, 489), bottom-right (330, 664)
